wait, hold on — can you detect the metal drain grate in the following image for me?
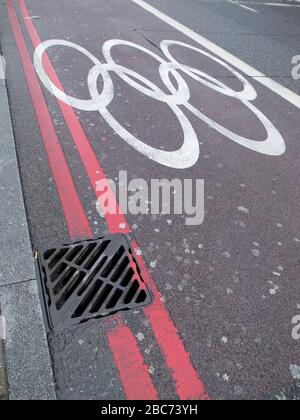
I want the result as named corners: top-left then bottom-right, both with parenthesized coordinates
top-left (38, 234), bottom-right (152, 330)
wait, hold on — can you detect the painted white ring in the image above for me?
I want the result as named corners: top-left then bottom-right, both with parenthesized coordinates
top-left (161, 40), bottom-right (257, 101)
top-left (34, 39), bottom-right (114, 111)
top-left (161, 40), bottom-right (285, 156)
top-left (88, 63), bottom-right (200, 169)
top-left (102, 39), bottom-right (190, 105)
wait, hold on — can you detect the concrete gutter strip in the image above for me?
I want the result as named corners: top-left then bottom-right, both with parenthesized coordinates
top-left (0, 311), bottom-right (8, 400)
top-left (0, 281), bottom-right (56, 400)
top-left (0, 56), bottom-right (56, 400)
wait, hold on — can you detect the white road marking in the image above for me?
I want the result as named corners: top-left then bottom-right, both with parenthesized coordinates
top-left (237, 4), bottom-right (258, 12)
top-left (35, 39), bottom-right (199, 169)
top-left (240, 0), bottom-right (300, 6)
top-left (24, 16), bottom-right (40, 19)
top-left (34, 39), bottom-right (285, 169)
top-left (227, 0), bottom-right (258, 13)
top-left (0, 56), bottom-right (6, 80)
top-left (0, 315), bottom-right (6, 340)
top-left (130, 0), bottom-right (300, 110)
top-left (290, 365), bottom-right (300, 380)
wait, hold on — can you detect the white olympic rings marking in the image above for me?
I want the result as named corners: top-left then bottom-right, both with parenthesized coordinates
top-left (34, 39), bottom-right (286, 169)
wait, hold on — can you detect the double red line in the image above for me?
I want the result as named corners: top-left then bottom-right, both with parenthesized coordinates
top-left (7, 0), bottom-right (209, 400)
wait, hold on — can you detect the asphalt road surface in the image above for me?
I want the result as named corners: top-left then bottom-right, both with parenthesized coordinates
top-left (1, 0), bottom-right (300, 400)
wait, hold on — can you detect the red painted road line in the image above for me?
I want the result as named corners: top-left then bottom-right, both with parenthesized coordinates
top-left (8, 0), bottom-right (157, 401)
top-left (5, 1), bottom-right (90, 240)
top-left (108, 320), bottom-right (158, 400)
top-left (132, 241), bottom-right (210, 400)
top-left (17, 0), bottom-right (209, 400)
top-left (17, 0), bottom-right (129, 235)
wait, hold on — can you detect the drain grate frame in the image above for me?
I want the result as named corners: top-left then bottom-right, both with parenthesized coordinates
top-left (37, 234), bottom-right (152, 330)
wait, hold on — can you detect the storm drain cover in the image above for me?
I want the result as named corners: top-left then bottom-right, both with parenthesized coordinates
top-left (37, 234), bottom-right (152, 330)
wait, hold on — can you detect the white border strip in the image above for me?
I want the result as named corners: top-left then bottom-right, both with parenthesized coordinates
top-left (130, 0), bottom-right (300, 110)
top-left (242, 2), bottom-right (300, 7)
top-left (227, 0), bottom-right (258, 13)
top-left (0, 56), bottom-right (6, 80)
top-left (0, 316), bottom-right (6, 340)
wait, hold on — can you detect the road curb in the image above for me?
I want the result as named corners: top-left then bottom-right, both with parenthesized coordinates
top-left (0, 53), bottom-right (56, 400)
top-left (0, 308), bottom-right (8, 400)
